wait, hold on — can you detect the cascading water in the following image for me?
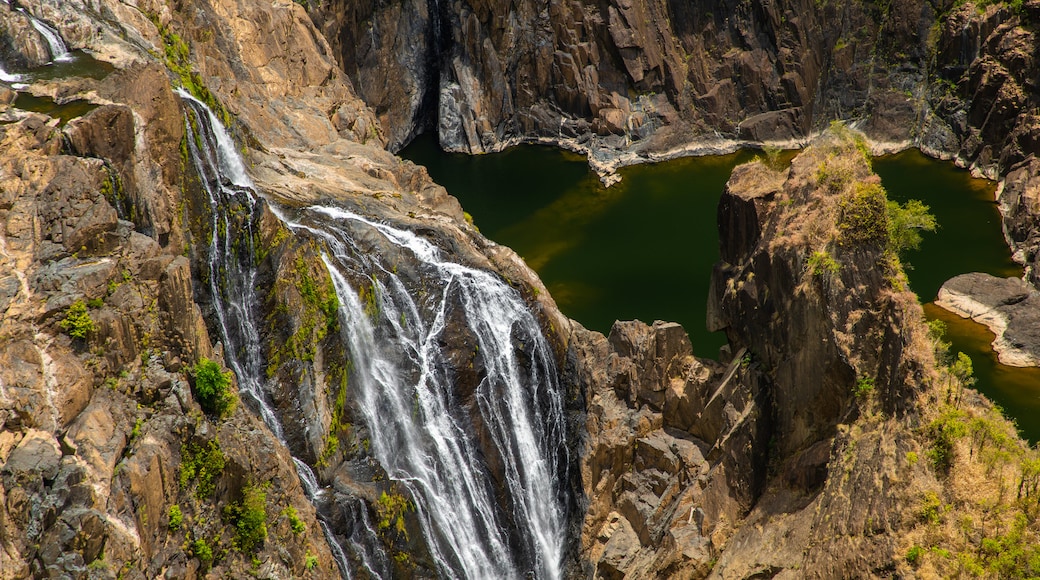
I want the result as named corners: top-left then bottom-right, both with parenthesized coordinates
top-left (180, 92), bottom-right (365, 578)
top-left (279, 205), bottom-right (568, 579)
top-left (180, 89), bottom-right (568, 579)
top-left (22, 8), bottom-right (70, 62)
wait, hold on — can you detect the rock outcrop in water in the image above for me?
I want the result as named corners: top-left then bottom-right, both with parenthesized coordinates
top-left (936, 273), bottom-right (1040, 367)
top-left (570, 130), bottom-right (1040, 577)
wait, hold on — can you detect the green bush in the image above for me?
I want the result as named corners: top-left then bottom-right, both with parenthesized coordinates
top-left (838, 182), bottom-right (889, 246)
top-left (928, 406), bottom-right (967, 474)
top-left (854, 376), bottom-right (875, 398)
top-left (60, 300), bottom-right (95, 339)
top-left (807, 251), bottom-right (840, 277)
top-left (192, 358), bottom-right (237, 419)
top-left (230, 483), bottom-right (269, 552)
top-left (168, 505), bottom-right (183, 530)
top-left (192, 538), bottom-right (213, 564)
top-left (284, 506), bottom-right (306, 535)
top-left (906, 545), bottom-right (924, 566)
top-left (376, 489), bottom-right (413, 539)
top-left (179, 439), bottom-right (226, 498)
top-left (305, 551), bottom-right (318, 570)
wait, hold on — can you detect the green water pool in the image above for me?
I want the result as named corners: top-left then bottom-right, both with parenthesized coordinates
top-left (401, 136), bottom-right (1040, 441)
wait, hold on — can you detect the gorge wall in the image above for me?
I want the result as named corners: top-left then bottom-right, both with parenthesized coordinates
top-left (3, 0), bottom-right (1040, 578)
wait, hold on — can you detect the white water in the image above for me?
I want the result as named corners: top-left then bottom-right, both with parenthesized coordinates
top-left (181, 92), bottom-right (374, 579)
top-left (25, 11), bottom-right (70, 62)
top-left (181, 89), bottom-right (567, 579)
top-left (279, 206), bottom-right (567, 579)
top-left (0, 66), bottom-right (24, 83)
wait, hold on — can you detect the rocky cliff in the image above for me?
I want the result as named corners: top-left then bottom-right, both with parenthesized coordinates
top-left (570, 128), bottom-right (1040, 578)
top-left (1, 0), bottom-right (583, 577)
top-left (308, 0), bottom-right (930, 159)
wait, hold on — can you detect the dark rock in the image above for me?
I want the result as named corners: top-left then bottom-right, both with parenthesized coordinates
top-left (936, 272), bottom-right (1040, 367)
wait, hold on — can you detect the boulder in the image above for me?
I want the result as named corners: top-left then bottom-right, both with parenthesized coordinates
top-left (936, 272), bottom-right (1040, 367)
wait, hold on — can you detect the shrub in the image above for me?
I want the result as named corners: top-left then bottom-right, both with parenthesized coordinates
top-left (192, 358), bottom-right (237, 419)
top-left (838, 182), bottom-right (889, 246)
top-left (284, 506), bottom-right (306, 535)
top-left (807, 251), bottom-right (840, 277)
top-left (305, 551), bottom-right (318, 570)
top-left (168, 505), bottom-right (183, 530)
top-left (854, 376), bottom-right (875, 398)
top-left (60, 300), bottom-right (96, 339)
top-left (906, 545), bottom-right (924, 566)
top-left (192, 538), bottom-right (213, 564)
top-left (179, 439), bottom-right (226, 498)
top-left (376, 489), bottom-right (413, 539)
top-left (920, 490), bottom-right (944, 524)
top-left (231, 482), bottom-right (268, 552)
top-left (927, 406), bottom-right (967, 474)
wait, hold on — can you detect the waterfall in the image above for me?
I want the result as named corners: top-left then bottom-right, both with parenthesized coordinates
top-left (24, 9), bottom-right (70, 62)
top-left (0, 66), bottom-right (24, 83)
top-left (279, 207), bottom-right (567, 579)
top-left (180, 89), bottom-right (568, 579)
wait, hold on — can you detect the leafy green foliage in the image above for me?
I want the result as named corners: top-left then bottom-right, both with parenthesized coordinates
top-left (928, 406), bottom-right (968, 474)
top-left (886, 199), bottom-right (937, 257)
top-left (192, 358), bottom-right (237, 419)
top-left (305, 551), bottom-right (318, 570)
top-left (376, 489), bottom-right (413, 540)
top-left (920, 490), bottom-right (945, 524)
top-left (191, 538), bottom-right (213, 564)
top-left (60, 300), bottom-right (95, 339)
top-left (229, 482), bottom-right (269, 553)
top-left (950, 352), bottom-right (976, 388)
top-left (906, 545), bottom-right (924, 566)
top-left (179, 439), bottom-right (226, 498)
top-left (807, 251), bottom-right (840, 277)
top-left (854, 376), bottom-right (875, 398)
top-left (284, 506), bottom-right (306, 535)
top-left (168, 505), bottom-right (183, 531)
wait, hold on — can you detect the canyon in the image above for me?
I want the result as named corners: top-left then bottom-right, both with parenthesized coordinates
top-left (1, 0), bottom-right (1040, 578)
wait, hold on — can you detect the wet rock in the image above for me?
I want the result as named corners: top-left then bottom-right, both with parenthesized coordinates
top-left (936, 272), bottom-right (1040, 367)
top-left (0, 4), bottom-right (52, 69)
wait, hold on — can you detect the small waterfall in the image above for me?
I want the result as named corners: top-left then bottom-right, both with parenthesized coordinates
top-left (178, 89), bottom-right (284, 440)
top-left (180, 91), bottom-right (394, 578)
top-left (0, 66), bottom-right (24, 83)
top-left (24, 10), bottom-right (70, 62)
top-left (180, 88), bottom-right (568, 579)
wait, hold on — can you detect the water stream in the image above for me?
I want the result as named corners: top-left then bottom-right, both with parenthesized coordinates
top-left (181, 93), bottom-right (568, 578)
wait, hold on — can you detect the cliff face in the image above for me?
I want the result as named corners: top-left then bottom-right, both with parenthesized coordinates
top-left (0, 62), bottom-right (341, 578)
top-left (5, 0), bottom-right (1040, 578)
top-left (308, 0), bottom-right (936, 158)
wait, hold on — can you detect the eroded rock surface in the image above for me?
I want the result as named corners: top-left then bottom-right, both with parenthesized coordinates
top-left (936, 272), bottom-right (1040, 366)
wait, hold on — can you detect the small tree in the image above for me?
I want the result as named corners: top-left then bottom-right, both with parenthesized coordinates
top-left (887, 199), bottom-right (937, 256)
top-left (192, 358), bottom-right (237, 419)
